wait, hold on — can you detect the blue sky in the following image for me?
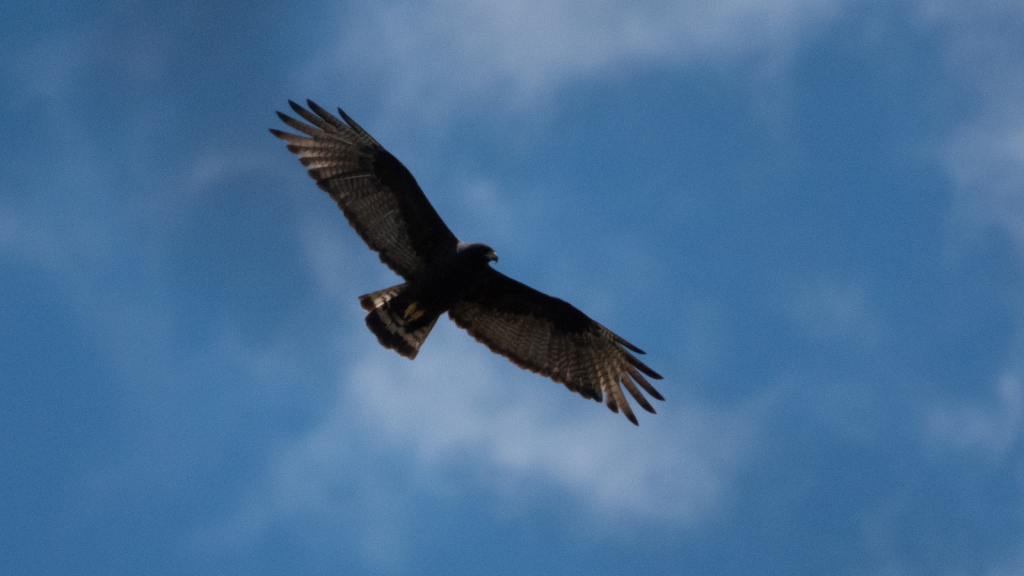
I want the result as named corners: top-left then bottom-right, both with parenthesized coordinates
top-left (3, 0), bottom-right (1024, 574)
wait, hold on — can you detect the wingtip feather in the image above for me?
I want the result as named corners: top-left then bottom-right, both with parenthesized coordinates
top-left (358, 294), bottom-right (375, 311)
top-left (307, 100), bottom-right (328, 117)
top-left (621, 373), bottom-right (656, 414)
top-left (627, 366), bottom-right (665, 401)
top-left (615, 334), bottom-right (646, 354)
top-left (628, 354), bottom-right (663, 380)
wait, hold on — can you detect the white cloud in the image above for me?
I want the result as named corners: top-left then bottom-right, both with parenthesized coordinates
top-left (345, 326), bottom-right (756, 522)
top-left (211, 317), bottom-right (758, 559)
top-left (924, 374), bottom-right (1024, 457)
top-left (922, 0), bottom-right (1024, 458)
top-left (945, 123), bottom-right (1024, 254)
top-left (918, 1), bottom-right (1024, 256)
top-left (915, 17), bottom-right (1024, 573)
top-left (787, 278), bottom-right (884, 346)
top-left (313, 0), bottom-right (846, 122)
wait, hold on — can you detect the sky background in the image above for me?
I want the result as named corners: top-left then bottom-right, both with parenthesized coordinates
top-left (3, 0), bottom-right (1024, 574)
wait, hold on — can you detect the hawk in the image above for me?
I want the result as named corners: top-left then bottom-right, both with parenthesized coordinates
top-left (271, 101), bottom-right (663, 424)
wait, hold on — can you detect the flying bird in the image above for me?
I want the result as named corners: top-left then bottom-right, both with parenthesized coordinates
top-left (270, 100), bottom-right (663, 424)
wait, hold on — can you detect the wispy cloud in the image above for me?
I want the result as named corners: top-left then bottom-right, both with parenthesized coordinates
top-left (919, 0), bottom-right (1024, 257)
top-left (220, 322), bottom-right (758, 533)
top-left (904, 22), bottom-right (1024, 574)
top-left (920, 0), bottom-right (1024, 452)
top-left (924, 374), bottom-right (1023, 457)
top-left (347, 327), bottom-right (756, 520)
top-left (945, 123), bottom-right (1024, 254)
top-left (308, 0), bottom-right (847, 122)
top-left (787, 278), bottom-right (885, 346)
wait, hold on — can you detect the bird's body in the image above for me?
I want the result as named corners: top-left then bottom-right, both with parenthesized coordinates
top-left (271, 101), bottom-right (663, 424)
top-left (359, 242), bottom-right (498, 357)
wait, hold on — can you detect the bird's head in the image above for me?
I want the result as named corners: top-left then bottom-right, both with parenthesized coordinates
top-left (457, 242), bottom-right (498, 265)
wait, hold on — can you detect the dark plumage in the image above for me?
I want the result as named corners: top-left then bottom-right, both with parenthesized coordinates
top-left (271, 100), bottom-right (663, 424)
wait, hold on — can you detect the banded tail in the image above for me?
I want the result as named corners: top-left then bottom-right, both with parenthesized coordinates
top-left (358, 284), bottom-right (441, 359)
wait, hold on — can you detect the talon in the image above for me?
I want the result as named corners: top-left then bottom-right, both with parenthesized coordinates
top-left (404, 302), bottom-right (425, 321)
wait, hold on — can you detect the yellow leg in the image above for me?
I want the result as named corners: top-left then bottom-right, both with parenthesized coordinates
top-left (404, 302), bottom-right (425, 321)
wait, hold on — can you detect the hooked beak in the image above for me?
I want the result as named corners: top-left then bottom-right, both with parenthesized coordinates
top-left (488, 250), bottom-right (499, 263)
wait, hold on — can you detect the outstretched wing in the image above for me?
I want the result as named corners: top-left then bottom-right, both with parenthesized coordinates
top-left (448, 269), bottom-right (664, 425)
top-left (270, 100), bottom-right (457, 280)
